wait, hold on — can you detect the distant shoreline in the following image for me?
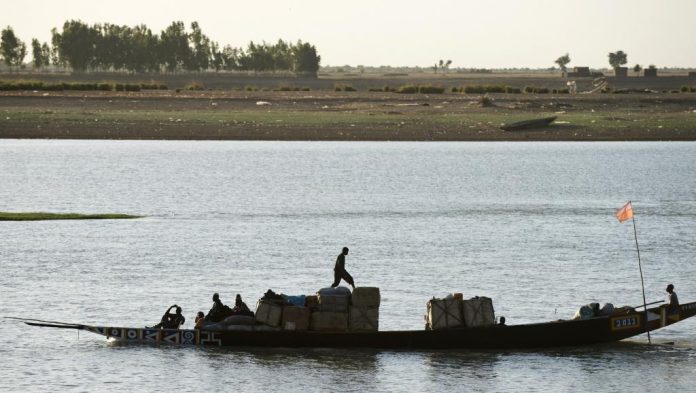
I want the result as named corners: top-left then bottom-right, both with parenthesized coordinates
top-left (2, 73), bottom-right (695, 141)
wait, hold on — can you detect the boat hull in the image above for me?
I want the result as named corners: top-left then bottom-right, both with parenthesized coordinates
top-left (75, 302), bottom-right (696, 349)
top-left (501, 116), bottom-right (557, 131)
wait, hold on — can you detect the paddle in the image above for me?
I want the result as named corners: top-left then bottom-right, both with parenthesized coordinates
top-left (630, 300), bottom-right (664, 310)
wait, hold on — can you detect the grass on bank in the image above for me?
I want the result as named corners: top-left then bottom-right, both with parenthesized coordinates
top-left (0, 212), bottom-right (142, 221)
top-left (0, 80), bottom-right (168, 92)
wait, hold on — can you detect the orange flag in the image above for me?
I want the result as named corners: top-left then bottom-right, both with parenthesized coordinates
top-left (615, 201), bottom-right (634, 223)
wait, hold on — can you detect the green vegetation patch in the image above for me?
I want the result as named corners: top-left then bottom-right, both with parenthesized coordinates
top-left (0, 80), bottom-right (167, 92)
top-left (0, 212), bottom-right (142, 221)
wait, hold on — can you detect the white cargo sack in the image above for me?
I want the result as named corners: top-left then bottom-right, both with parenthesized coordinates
top-left (427, 298), bottom-right (464, 330)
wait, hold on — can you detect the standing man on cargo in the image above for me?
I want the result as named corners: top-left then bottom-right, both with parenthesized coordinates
top-left (331, 247), bottom-right (356, 290)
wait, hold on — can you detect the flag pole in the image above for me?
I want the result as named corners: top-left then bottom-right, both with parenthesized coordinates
top-left (630, 209), bottom-right (651, 344)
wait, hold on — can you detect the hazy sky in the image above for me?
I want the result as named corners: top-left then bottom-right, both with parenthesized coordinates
top-left (3, 0), bottom-right (695, 68)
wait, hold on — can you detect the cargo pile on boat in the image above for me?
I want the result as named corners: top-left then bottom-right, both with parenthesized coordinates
top-left (206, 287), bottom-right (381, 332)
top-left (425, 294), bottom-right (496, 330)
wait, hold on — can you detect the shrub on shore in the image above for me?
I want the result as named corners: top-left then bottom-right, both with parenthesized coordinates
top-left (396, 85), bottom-right (418, 94)
top-left (524, 86), bottom-right (550, 94)
top-left (139, 82), bottom-right (168, 90)
top-left (456, 85), bottom-right (521, 94)
top-left (0, 80), bottom-right (166, 92)
top-left (418, 85), bottom-right (445, 94)
top-left (334, 84), bottom-right (356, 92)
top-left (275, 85), bottom-right (310, 92)
top-left (368, 86), bottom-right (397, 92)
top-left (395, 85), bottom-right (444, 94)
top-left (185, 82), bottom-right (205, 91)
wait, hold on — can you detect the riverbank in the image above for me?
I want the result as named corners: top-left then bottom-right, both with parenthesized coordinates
top-left (2, 89), bottom-right (695, 141)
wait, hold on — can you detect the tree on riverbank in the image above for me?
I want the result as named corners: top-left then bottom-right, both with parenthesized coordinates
top-left (555, 53), bottom-right (571, 77)
top-left (608, 50), bottom-right (628, 69)
top-left (633, 64), bottom-right (642, 77)
top-left (1, 26), bottom-right (27, 72)
top-left (23, 20), bottom-right (323, 76)
top-left (31, 39), bottom-right (51, 70)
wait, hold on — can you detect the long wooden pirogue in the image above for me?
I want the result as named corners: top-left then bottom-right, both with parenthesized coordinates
top-left (22, 301), bottom-right (696, 349)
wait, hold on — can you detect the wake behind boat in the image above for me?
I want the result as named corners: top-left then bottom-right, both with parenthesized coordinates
top-left (20, 298), bottom-right (696, 350)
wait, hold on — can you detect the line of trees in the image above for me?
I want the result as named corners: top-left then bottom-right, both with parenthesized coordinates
top-left (553, 50), bottom-right (661, 76)
top-left (1, 26), bottom-right (26, 72)
top-left (1, 21), bottom-right (321, 76)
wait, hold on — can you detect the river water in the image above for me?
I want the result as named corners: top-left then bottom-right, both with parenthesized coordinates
top-left (1, 140), bottom-right (695, 392)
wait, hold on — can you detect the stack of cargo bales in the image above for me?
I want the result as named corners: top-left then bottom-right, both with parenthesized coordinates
top-left (310, 287), bottom-right (351, 331)
top-left (310, 311), bottom-right (349, 331)
top-left (317, 287), bottom-right (351, 312)
top-left (281, 306), bottom-right (311, 331)
top-left (462, 296), bottom-right (495, 327)
top-left (305, 295), bottom-right (319, 310)
top-left (349, 287), bottom-right (380, 332)
top-left (426, 298), bottom-right (464, 330)
top-left (255, 300), bottom-right (283, 328)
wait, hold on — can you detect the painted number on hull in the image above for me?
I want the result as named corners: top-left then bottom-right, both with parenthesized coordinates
top-left (611, 316), bottom-right (640, 330)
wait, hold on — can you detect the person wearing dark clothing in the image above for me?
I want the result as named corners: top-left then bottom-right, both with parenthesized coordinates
top-left (666, 284), bottom-right (680, 314)
top-left (231, 294), bottom-right (254, 317)
top-left (194, 311), bottom-right (205, 329)
top-left (151, 305), bottom-right (185, 329)
top-left (205, 293), bottom-right (233, 322)
top-left (331, 247), bottom-right (355, 290)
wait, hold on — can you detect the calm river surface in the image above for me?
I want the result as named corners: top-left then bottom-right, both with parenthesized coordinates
top-left (1, 140), bottom-right (695, 392)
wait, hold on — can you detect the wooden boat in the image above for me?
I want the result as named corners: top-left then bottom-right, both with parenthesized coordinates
top-left (22, 301), bottom-right (696, 349)
top-left (501, 116), bottom-right (557, 131)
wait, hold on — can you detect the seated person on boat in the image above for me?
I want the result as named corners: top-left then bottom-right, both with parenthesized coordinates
top-left (150, 305), bottom-right (185, 329)
top-left (205, 293), bottom-right (233, 322)
top-left (231, 294), bottom-right (254, 317)
top-left (194, 311), bottom-right (205, 329)
top-left (667, 284), bottom-right (679, 314)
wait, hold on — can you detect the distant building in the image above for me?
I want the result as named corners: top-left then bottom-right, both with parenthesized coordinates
top-left (689, 72), bottom-right (696, 79)
top-left (614, 67), bottom-right (628, 78)
top-left (567, 67), bottom-right (591, 77)
top-left (643, 67), bottom-right (658, 77)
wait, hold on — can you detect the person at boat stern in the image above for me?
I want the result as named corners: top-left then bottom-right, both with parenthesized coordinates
top-left (666, 284), bottom-right (679, 314)
top-left (331, 247), bottom-right (356, 290)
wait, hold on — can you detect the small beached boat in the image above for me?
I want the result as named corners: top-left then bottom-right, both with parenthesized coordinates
top-left (22, 301), bottom-right (696, 350)
top-left (501, 116), bottom-right (557, 132)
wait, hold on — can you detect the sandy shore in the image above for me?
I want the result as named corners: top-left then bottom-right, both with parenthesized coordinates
top-left (2, 89), bottom-right (695, 141)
